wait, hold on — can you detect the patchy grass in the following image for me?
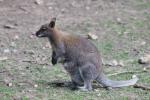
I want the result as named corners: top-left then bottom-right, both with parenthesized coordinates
top-left (0, 86), bottom-right (15, 99)
top-left (0, 0), bottom-right (150, 100)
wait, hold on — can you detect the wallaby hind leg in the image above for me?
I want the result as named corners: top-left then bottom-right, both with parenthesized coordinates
top-left (63, 61), bottom-right (84, 90)
top-left (70, 75), bottom-right (84, 90)
top-left (78, 63), bottom-right (97, 91)
top-left (67, 80), bottom-right (79, 90)
top-left (78, 80), bottom-right (92, 91)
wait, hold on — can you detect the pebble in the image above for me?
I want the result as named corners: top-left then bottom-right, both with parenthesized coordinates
top-left (42, 47), bottom-right (46, 50)
top-left (143, 67), bottom-right (147, 72)
top-left (132, 75), bottom-right (137, 78)
top-left (118, 60), bottom-right (124, 67)
top-left (12, 49), bottom-right (18, 53)
top-left (0, 56), bottom-right (8, 61)
top-left (45, 42), bottom-right (51, 48)
top-left (138, 54), bottom-right (150, 64)
top-left (13, 35), bottom-right (19, 40)
top-left (30, 35), bottom-right (34, 39)
top-left (87, 32), bottom-right (98, 40)
top-left (34, 0), bottom-right (43, 5)
top-left (3, 24), bottom-right (16, 29)
top-left (140, 41), bottom-right (146, 46)
top-left (10, 42), bottom-right (16, 47)
top-left (4, 49), bottom-right (10, 53)
top-left (111, 60), bottom-right (118, 66)
top-left (7, 83), bottom-right (13, 87)
top-left (34, 84), bottom-right (38, 88)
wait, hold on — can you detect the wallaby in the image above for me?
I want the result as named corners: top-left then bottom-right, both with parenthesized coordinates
top-left (35, 18), bottom-right (138, 91)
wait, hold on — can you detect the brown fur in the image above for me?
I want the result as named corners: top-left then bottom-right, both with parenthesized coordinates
top-left (35, 18), bottom-right (138, 91)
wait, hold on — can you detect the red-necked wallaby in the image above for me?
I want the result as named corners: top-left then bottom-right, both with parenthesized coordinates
top-left (35, 18), bottom-right (138, 91)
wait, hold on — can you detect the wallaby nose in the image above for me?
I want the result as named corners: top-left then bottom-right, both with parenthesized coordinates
top-left (34, 31), bottom-right (42, 37)
top-left (34, 30), bottom-right (41, 37)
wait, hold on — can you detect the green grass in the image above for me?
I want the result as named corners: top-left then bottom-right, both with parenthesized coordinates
top-left (1, 0), bottom-right (150, 99)
top-left (0, 85), bottom-right (15, 100)
top-left (1, 60), bottom-right (150, 100)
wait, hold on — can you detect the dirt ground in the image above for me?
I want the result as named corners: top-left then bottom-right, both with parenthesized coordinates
top-left (0, 0), bottom-right (150, 100)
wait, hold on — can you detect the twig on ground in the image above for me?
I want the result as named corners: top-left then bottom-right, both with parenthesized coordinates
top-left (17, 80), bottom-right (35, 87)
top-left (22, 60), bottom-right (49, 65)
top-left (0, 57), bottom-right (8, 61)
top-left (108, 70), bottom-right (147, 77)
top-left (0, 81), bottom-right (5, 83)
top-left (133, 83), bottom-right (150, 90)
top-left (0, 70), bottom-right (7, 73)
top-left (22, 60), bottom-right (37, 63)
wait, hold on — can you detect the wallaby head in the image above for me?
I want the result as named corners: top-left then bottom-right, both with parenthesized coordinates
top-left (36, 17), bottom-right (56, 38)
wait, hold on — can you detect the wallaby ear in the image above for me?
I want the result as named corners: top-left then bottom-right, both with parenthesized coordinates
top-left (49, 17), bottom-right (56, 28)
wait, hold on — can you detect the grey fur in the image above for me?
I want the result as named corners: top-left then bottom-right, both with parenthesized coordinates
top-left (35, 18), bottom-right (138, 91)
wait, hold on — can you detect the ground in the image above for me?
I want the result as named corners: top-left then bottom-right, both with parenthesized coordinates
top-left (0, 0), bottom-right (150, 100)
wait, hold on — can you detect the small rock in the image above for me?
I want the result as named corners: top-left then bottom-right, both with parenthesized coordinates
top-left (104, 60), bottom-right (118, 66)
top-left (132, 75), bottom-right (137, 79)
top-left (21, 72), bottom-right (25, 75)
top-left (123, 31), bottom-right (130, 35)
top-left (30, 35), bottom-right (35, 39)
top-left (105, 60), bottom-right (124, 67)
top-left (87, 32), bottom-right (98, 40)
top-left (112, 60), bottom-right (118, 66)
top-left (7, 83), bottom-right (13, 87)
top-left (18, 6), bottom-right (28, 12)
top-left (94, 89), bottom-right (99, 92)
top-left (42, 47), bottom-right (46, 50)
top-left (4, 49), bottom-right (10, 53)
top-left (0, 43), bottom-right (5, 47)
top-left (34, 0), bottom-right (43, 5)
top-left (36, 57), bottom-right (41, 62)
top-left (118, 60), bottom-right (124, 67)
top-left (12, 49), bottom-right (18, 53)
top-left (61, 8), bottom-right (66, 13)
top-left (53, 93), bottom-right (57, 97)
top-left (0, 57), bottom-right (8, 61)
top-left (71, 1), bottom-right (79, 8)
top-left (108, 60), bottom-right (118, 66)
top-left (13, 35), bottom-right (19, 40)
top-left (86, 6), bottom-right (90, 10)
top-left (140, 41), bottom-right (146, 46)
top-left (138, 54), bottom-right (150, 64)
top-left (23, 50), bottom-right (34, 55)
top-left (41, 57), bottom-right (47, 61)
top-left (117, 18), bottom-right (121, 22)
top-left (97, 93), bottom-right (101, 97)
top-left (45, 42), bottom-right (51, 48)
top-left (143, 67), bottom-right (147, 72)
top-left (34, 84), bottom-right (38, 88)
top-left (3, 24), bottom-right (16, 29)
top-left (48, 6), bottom-right (53, 10)
top-left (43, 66), bottom-right (46, 69)
top-left (10, 42), bottom-right (16, 47)
top-left (116, 18), bottom-right (122, 24)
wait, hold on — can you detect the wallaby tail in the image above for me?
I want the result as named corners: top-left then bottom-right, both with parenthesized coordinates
top-left (96, 73), bottom-right (138, 88)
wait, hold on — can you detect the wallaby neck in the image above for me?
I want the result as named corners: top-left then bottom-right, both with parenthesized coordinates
top-left (48, 28), bottom-right (63, 47)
